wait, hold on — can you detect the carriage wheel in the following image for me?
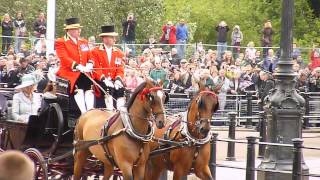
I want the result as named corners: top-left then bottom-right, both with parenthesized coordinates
top-left (47, 103), bottom-right (64, 155)
top-left (24, 148), bottom-right (48, 180)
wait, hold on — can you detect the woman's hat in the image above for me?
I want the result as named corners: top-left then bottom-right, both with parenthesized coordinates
top-left (99, 25), bottom-right (118, 37)
top-left (64, 17), bottom-right (82, 30)
top-left (15, 73), bottom-right (39, 89)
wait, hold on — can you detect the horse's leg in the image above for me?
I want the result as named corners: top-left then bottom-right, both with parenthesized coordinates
top-left (194, 165), bottom-right (213, 180)
top-left (117, 162), bottom-right (134, 180)
top-left (172, 164), bottom-right (189, 180)
top-left (171, 149), bottom-right (193, 180)
top-left (144, 165), bottom-right (163, 180)
top-left (73, 149), bottom-right (90, 180)
top-left (147, 168), bottom-right (163, 180)
top-left (144, 159), bottom-right (164, 180)
top-left (103, 161), bottom-right (113, 180)
top-left (194, 145), bottom-right (213, 180)
top-left (172, 169), bottom-right (185, 180)
top-left (133, 163), bottom-right (146, 180)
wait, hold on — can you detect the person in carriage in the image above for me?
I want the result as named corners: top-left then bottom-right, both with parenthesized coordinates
top-left (91, 25), bottom-right (126, 111)
top-left (12, 73), bottom-right (42, 123)
top-left (55, 17), bottom-right (95, 115)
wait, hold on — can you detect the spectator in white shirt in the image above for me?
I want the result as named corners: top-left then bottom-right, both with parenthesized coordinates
top-left (34, 34), bottom-right (47, 56)
top-left (245, 41), bottom-right (257, 61)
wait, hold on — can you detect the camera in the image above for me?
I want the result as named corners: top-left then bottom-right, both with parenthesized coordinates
top-left (128, 14), bottom-right (134, 21)
top-left (160, 51), bottom-right (170, 55)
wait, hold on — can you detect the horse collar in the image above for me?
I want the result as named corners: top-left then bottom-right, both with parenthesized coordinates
top-left (119, 107), bottom-right (155, 142)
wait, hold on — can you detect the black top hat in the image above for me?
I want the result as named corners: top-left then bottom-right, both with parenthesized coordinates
top-left (99, 25), bottom-right (118, 37)
top-left (64, 17), bottom-right (82, 30)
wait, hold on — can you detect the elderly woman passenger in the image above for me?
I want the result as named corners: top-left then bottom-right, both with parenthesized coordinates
top-left (12, 73), bottom-right (42, 123)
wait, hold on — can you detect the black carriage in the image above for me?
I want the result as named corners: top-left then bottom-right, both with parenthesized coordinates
top-left (0, 78), bottom-right (115, 179)
top-left (0, 77), bottom-right (200, 180)
top-left (0, 77), bottom-right (72, 152)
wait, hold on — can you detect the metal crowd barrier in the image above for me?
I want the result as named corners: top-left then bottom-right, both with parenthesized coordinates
top-left (164, 91), bottom-right (320, 128)
top-left (1, 83), bottom-right (320, 127)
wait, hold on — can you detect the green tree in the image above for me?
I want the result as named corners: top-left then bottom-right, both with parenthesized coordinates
top-left (55, 0), bottom-right (164, 43)
top-left (163, 0), bottom-right (320, 48)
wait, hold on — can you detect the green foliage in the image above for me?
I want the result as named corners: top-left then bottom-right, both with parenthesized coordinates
top-left (0, 0), bottom-right (164, 43)
top-left (164, 0), bottom-right (320, 49)
top-left (55, 0), bottom-right (164, 43)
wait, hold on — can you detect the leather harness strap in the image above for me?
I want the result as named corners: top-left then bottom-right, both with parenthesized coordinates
top-left (100, 111), bottom-right (147, 168)
top-left (164, 120), bottom-right (181, 140)
top-left (133, 142), bottom-right (145, 167)
top-left (101, 112), bottom-right (120, 168)
top-left (191, 146), bottom-right (200, 172)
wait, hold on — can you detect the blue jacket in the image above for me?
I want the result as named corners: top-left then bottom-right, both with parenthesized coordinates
top-left (262, 56), bottom-right (278, 72)
top-left (176, 24), bottom-right (188, 41)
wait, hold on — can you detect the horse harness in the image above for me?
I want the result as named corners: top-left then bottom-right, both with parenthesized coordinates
top-left (100, 107), bottom-right (155, 168)
top-left (160, 91), bottom-right (215, 171)
top-left (161, 120), bottom-right (203, 170)
top-left (100, 111), bottom-right (121, 168)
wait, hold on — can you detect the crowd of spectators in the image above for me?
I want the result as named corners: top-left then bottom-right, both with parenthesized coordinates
top-left (1, 11), bottom-right (46, 56)
top-left (1, 14), bottom-right (320, 121)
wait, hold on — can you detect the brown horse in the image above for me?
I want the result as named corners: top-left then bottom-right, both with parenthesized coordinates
top-left (73, 79), bottom-right (168, 180)
top-left (146, 83), bottom-right (219, 180)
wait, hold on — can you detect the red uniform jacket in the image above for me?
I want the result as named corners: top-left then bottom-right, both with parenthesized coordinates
top-left (91, 45), bottom-right (125, 81)
top-left (55, 35), bottom-right (92, 93)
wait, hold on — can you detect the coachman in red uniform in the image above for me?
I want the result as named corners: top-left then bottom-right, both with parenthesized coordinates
top-left (91, 25), bottom-right (125, 110)
top-left (55, 17), bottom-right (95, 114)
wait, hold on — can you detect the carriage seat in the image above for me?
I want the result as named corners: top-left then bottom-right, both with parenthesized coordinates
top-left (42, 92), bottom-right (58, 105)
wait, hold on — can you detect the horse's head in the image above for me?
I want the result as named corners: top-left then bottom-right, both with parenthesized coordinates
top-left (189, 82), bottom-right (219, 137)
top-left (136, 79), bottom-right (169, 129)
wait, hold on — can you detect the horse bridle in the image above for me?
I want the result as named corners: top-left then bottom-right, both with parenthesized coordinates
top-left (193, 90), bottom-right (217, 129)
top-left (139, 86), bottom-right (166, 122)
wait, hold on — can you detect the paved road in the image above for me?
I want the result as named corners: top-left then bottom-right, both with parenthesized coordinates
top-left (88, 129), bottom-right (320, 180)
top-left (171, 129), bottom-right (320, 180)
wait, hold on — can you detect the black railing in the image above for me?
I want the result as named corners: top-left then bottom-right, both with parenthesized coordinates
top-left (1, 86), bottom-right (320, 127)
top-left (209, 129), bottom-right (320, 180)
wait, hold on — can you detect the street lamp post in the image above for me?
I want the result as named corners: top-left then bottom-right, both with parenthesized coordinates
top-left (257, 0), bottom-right (309, 180)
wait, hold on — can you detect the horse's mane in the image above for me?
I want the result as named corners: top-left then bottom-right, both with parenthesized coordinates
top-left (125, 81), bottom-right (147, 110)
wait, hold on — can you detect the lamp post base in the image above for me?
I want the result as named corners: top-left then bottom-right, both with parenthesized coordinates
top-left (257, 170), bottom-right (309, 180)
top-left (257, 160), bottom-right (309, 180)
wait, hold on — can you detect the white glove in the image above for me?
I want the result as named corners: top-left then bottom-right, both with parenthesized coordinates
top-left (114, 79), bottom-right (124, 90)
top-left (75, 64), bottom-right (86, 73)
top-left (104, 78), bottom-right (114, 88)
top-left (85, 62), bottom-right (93, 72)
